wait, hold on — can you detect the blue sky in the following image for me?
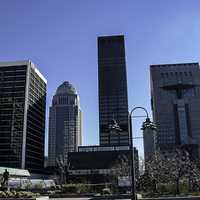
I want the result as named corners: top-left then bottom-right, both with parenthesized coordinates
top-left (1, 0), bottom-right (200, 156)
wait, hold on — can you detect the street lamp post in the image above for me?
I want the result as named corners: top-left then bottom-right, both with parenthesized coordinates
top-left (129, 107), bottom-right (156, 200)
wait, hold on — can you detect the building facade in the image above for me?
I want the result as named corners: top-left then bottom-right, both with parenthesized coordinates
top-left (98, 35), bottom-right (129, 146)
top-left (68, 145), bottom-right (139, 185)
top-left (0, 60), bottom-right (47, 173)
top-left (48, 81), bottom-right (81, 167)
top-left (143, 128), bottom-right (156, 164)
top-left (150, 63), bottom-right (200, 157)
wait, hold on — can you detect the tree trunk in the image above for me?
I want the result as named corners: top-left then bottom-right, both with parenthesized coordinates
top-left (176, 178), bottom-right (180, 195)
top-left (152, 179), bottom-right (157, 193)
top-left (188, 177), bottom-right (192, 192)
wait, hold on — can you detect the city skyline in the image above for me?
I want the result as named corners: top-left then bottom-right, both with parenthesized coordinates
top-left (1, 1), bottom-right (200, 156)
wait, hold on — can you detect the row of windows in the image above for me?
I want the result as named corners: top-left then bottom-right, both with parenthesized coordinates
top-left (0, 92), bottom-right (25, 98)
top-left (28, 95), bottom-right (46, 112)
top-left (99, 111), bottom-right (128, 115)
top-left (29, 79), bottom-right (46, 94)
top-left (98, 61), bottom-right (125, 67)
top-left (26, 142), bottom-right (44, 154)
top-left (78, 146), bottom-right (129, 152)
top-left (161, 71), bottom-right (193, 78)
top-left (0, 71), bottom-right (26, 77)
top-left (29, 86), bottom-right (46, 101)
top-left (53, 96), bottom-right (76, 105)
top-left (30, 70), bottom-right (46, 88)
top-left (0, 81), bottom-right (26, 89)
top-left (101, 137), bottom-right (129, 141)
top-left (0, 65), bottom-right (26, 72)
top-left (29, 86), bottom-right (46, 100)
top-left (0, 87), bottom-right (25, 93)
top-left (27, 118), bottom-right (44, 133)
top-left (28, 107), bottom-right (45, 121)
top-left (159, 88), bottom-right (200, 100)
top-left (153, 63), bottom-right (198, 68)
top-left (0, 76), bottom-right (26, 82)
top-left (27, 114), bottom-right (45, 131)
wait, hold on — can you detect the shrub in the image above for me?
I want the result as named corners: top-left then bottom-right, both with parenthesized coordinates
top-left (16, 191), bottom-right (33, 198)
top-left (62, 183), bottom-right (92, 194)
top-left (179, 181), bottom-right (188, 194)
top-left (5, 191), bottom-right (15, 198)
top-left (77, 184), bottom-right (91, 193)
top-left (141, 191), bottom-right (159, 198)
top-left (0, 190), bottom-right (39, 198)
top-left (157, 183), bottom-right (169, 194)
top-left (102, 188), bottom-right (112, 195)
top-left (62, 184), bottom-right (78, 193)
top-left (191, 192), bottom-right (200, 196)
top-left (0, 191), bottom-right (6, 198)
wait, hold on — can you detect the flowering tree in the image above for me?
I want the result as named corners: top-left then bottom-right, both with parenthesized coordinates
top-left (144, 151), bottom-right (168, 192)
top-left (143, 148), bottom-right (200, 194)
top-left (165, 148), bottom-right (200, 194)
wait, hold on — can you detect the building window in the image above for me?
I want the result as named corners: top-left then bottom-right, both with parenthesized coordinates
top-left (184, 72), bottom-right (187, 76)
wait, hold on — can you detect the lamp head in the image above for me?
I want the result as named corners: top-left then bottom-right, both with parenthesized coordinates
top-left (108, 119), bottom-right (122, 133)
top-left (141, 117), bottom-right (157, 131)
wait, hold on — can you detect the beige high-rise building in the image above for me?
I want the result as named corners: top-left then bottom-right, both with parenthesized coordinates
top-left (48, 81), bottom-right (82, 167)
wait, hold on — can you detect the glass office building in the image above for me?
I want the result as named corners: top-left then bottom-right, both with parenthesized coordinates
top-left (0, 60), bottom-right (47, 172)
top-left (98, 35), bottom-right (129, 146)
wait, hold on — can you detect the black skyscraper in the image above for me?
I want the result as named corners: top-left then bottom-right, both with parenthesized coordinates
top-left (98, 35), bottom-right (129, 146)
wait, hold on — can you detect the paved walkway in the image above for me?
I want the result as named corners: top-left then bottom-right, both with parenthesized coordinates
top-left (51, 198), bottom-right (92, 200)
top-left (50, 198), bottom-right (130, 200)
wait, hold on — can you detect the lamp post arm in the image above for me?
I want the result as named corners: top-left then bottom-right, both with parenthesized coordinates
top-left (129, 114), bottom-right (136, 200)
top-left (129, 106), bottom-right (151, 200)
top-left (130, 107), bottom-right (149, 119)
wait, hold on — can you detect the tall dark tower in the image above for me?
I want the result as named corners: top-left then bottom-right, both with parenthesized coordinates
top-left (98, 35), bottom-right (129, 146)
